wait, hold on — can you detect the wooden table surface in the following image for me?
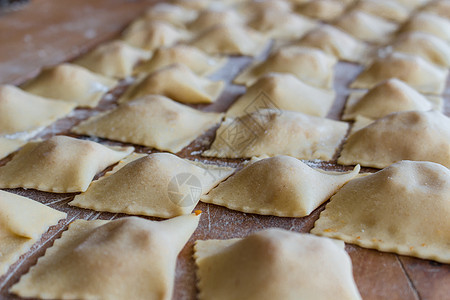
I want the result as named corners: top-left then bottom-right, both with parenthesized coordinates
top-left (0, 1), bottom-right (449, 299)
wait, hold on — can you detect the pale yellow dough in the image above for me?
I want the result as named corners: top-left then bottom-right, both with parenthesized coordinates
top-left (350, 52), bottom-right (448, 95)
top-left (142, 3), bottom-right (198, 28)
top-left (236, 0), bottom-right (292, 18)
top-left (73, 40), bottom-right (151, 78)
top-left (421, 0), bottom-right (450, 19)
top-left (226, 73), bottom-right (335, 118)
top-left (390, 32), bottom-right (450, 68)
top-left (72, 95), bottom-right (223, 153)
top-left (21, 63), bottom-right (117, 108)
top-left (296, 0), bottom-right (347, 21)
top-left (203, 109), bottom-right (349, 160)
top-left (312, 160), bottom-right (450, 263)
top-left (0, 190), bottom-right (66, 277)
top-left (353, 0), bottom-right (410, 23)
top-left (201, 156), bottom-right (359, 217)
top-left (120, 64), bottom-right (224, 104)
top-left (334, 11), bottom-right (398, 44)
top-left (399, 12), bottom-right (450, 42)
top-left (10, 214), bottom-right (200, 300)
top-left (0, 138), bottom-right (26, 160)
top-left (291, 25), bottom-right (371, 63)
top-left (195, 229), bottom-right (361, 300)
top-left (133, 45), bottom-right (226, 76)
top-left (234, 46), bottom-right (336, 89)
top-left (338, 111), bottom-right (450, 168)
top-left (0, 136), bottom-right (134, 192)
top-left (343, 78), bottom-right (442, 120)
top-left (190, 24), bottom-right (269, 56)
top-left (188, 8), bottom-right (245, 32)
top-left (0, 85), bottom-right (76, 135)
top-left (70, 153), bottom-right (234, 218)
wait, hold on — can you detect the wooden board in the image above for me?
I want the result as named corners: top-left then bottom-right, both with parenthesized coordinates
top-left (0, 1), bottom-right (449, 299)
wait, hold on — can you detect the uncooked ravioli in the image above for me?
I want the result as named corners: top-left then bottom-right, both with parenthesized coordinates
top-left (0, 136), bottom-right (133, 193)
top-left (312, 160), bottom-right (450, 263)
top-left (142, 3), bottom-right (198, 28)
top-left (187, 8), bottom-right (245, 32)
top-left (70, 153), bottom-right (234, 218)
top-left (120, 63), bottom-right (224, 104)
top-left (0, 138), bottom-right (26, 160)
top-left (338, 110), bottom-right (450, 168)
top-left (296, 0), bottom-right (347, 21)
top-left (353, 0), bottom-right (410, 23)
top-left (203, 109), bottom-right (348, 160)
top-left (399, 12), bottom-right (450, 42)
top-left (201, 156), bottom-right (359, 217)
top-left (10, 214), bottom-right (200, 300)
top-left (195, 228), bottom-right (361, 300)
top-left (0, 190), bottom-right (66, 277)
top-left (226, 73), bottom-right (335, 118)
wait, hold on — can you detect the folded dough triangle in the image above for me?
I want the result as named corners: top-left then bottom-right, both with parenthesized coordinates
top-left (21, 63), bottom-right (117, 108)
top-left (120, 64), bottom-right (224, 104)
top-left (195, 229), bottom-right (361, 300)
top-left (353, 0), bottom-right (410, 23)
top-left (190, 24), bottom-right (269, 56)
top-left (343, 78), bottom-right (442, 120)
top-left (0, 137), bottom-right (26, 160)
top-left (312, 160), bottom-right (450, 263)
top-left (296, 0), bottom-right (346, 21)
top-left (338, 111), bottom-right (450, 168)
top-left (234, 46), bottom-right (336, 88)
top-left (399, 12), bottom-right (450, 42)
top-left (0, 85), bottom-right (76, 135)
top-left (203, 109), bottom-right (349, 160)
top-left (133, 45), bottom-right (226, 76)
top-left (202, 156), bottom-right (359, 217)
top-left (72, 95), bottom-right (223, 153)
top-left (334, 11), bottom-right (398, 44)
top-left (391, 32), bottom-right (450, 68)
top-left (73, 40), bottom-right (151, 78)
top-left (0, 190), bottom-right (66, 277)
top-left (350, 52), bottom-right (448, 95)
top-left (188, 8), bottom-right (245, 32)
top-left (0, 136), bottom-right (134, 192)
top-left (10, 214), bottom-right (200, 300)
top-left (291, 25), bottom-right (371, 63)
top-left (70, 153), bottom-right (234, 218)
top-left (226, 73), bottom-right (335, 118)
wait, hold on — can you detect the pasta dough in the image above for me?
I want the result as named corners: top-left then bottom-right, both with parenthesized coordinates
top-left (234, 46), bottom-right (336, 89)
top-left (338, 111), bottom-right (450, 168)
top-left (343, 78), bottom-right (442, 120)
top-left (195, 229), bottom-right (361, 300)
top-left (0, 138), bottom-right (26, 160)
top-left (203, 109), bottom-right (349, 160)
top-left (10, 214), bottom-right (200, 300)
top-left (70, 153), bottom-right (234, 218)
top-left (353, 0), bottom-right (410, 23)
top-left (21, 63), bottom-right (117, 108)
top-left (0, 135), bottom-right (134, 192)
top-left (296, 0), bottom-right (347, 21)
top-left (399, 12), bottom-right (450, 42)
top-left (73, 40), bottom-right (151, 78)
top-left (0, 190), bottom-right (66, 277)
top-left (72, 95), bottom-right (223, 153)
top-left (421, 0), bottom-right (450, 19)
top-left (120, 64), bottom-right (225, 104)
top-left (133, 45), bottom-right (226, 76)
top-left (312, 160), bottom-right (450, 263)
top-left (350, 52), bottom-right (448, 95)
top-left (226, 73), bottom-right (335, 118)
top-left (188, 8), bottom-right (245, 32)
top-left (142, 3), bottom-right (198, 28)
top-left (0, 85), bottom-right (76, 135)
top-left (201, 156), bottom-right (359, 217)
top-left (190, 24), bottom-right (268, 56)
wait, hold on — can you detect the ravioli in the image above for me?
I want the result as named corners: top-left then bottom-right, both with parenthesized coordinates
top-left (73, 40), bottom-right (151, 78)
top-left (203, 109), bottom-right (348, 160)
top-left (399, 12), bottom-right (450, 42)
top-left (195, 229), bottom-right (361, 300)
top-left (338, 111), bottom-right (450, 168)
top-left (133, 45), bottom-right (226, 76)
top-left (10, 214), bottom-right (200, 300)
top-left (350, 52), bottom-right (448, 95)
top-left (142, 3), bottom-right (198, 28)
top-left (226, 73), bottom-right (335, 118)
top-left (72, 95), bottom-right (223, 153)
top-left (0, 136), bottom-right (134, 192)
top-left (188, 8), bottom-right (245, 32)
top-left (202, 156), bottom-right (359, 217)
top-left (0, 190), bottom-right (66, 277)
top-left (190, 24), bottom-right (268, 56)
top-left (312, 160), bottom-right (450, 263)
top-left (343, 78), bottom-right (442, 120)
top-left (0, 85), bottom-right (75, 135)
top-left (296, 0), bottom-right (347, 21)
top-left (21, 63), bottom-right (117, 108)
top-left (353, 0), bottom-right (410, 22)
top-left (0, 138), bottom-right (27, 160)
top-left (334, 11), bottom-right (398, 44)
top-left (120, 64), bottom-right (225, 104)
top-left (70, 153), bottom-right (234, 218)
top-left (234, 46), bottom-right (336, 89)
